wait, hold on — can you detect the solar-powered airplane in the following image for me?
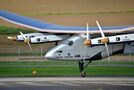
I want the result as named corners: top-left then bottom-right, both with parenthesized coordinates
top-left (0, 10), bottom-right (134, 77)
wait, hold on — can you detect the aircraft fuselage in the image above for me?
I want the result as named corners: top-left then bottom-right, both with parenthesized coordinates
top-left (45, 35), bottom-right (124, 61)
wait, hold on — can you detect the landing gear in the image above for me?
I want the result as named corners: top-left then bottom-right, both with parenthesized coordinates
top-left (78, 60), bottom-right (92, 77)
top-left (81, 71), bottom-right (86, 77)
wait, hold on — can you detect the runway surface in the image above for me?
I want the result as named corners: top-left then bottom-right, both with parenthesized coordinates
top-left (0, 77), bottom-right (134, 90)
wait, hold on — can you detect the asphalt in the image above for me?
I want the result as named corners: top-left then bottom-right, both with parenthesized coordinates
top-left (0, 77), bottom-right (134, 90)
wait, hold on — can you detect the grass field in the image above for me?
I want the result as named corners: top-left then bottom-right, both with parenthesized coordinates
top-left (0, 66), bottom-right (133, 77)
top-left (0, 61), bottom-right (133, 77)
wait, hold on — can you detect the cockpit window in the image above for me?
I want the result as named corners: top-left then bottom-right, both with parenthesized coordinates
top-left (68, 40), bottom-right (73, 46)
top-left (62, 40), bottom-right (74, 46)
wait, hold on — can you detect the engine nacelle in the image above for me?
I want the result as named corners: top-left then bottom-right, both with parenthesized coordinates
top-left (8, 32), bottom-right (69, 44)
top-left (17, 33), bottom-right (45, 41)
top-left (30, 35), bottom-right (63, 44)
top-left (90, 33), bottom-right (134, 45)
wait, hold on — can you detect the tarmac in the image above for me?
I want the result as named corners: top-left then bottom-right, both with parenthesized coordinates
top-left (0, 77), bottom-right (134, 90)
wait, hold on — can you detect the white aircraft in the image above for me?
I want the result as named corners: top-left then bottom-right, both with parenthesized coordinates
top-left (0, 10), bottom-right (134, 77)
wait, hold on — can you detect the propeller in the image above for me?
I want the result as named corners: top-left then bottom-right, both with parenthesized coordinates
top-left (96, 20), bottom-right (110, 62)
top-left (19, 31), bottom-right (32, 51)
top-left (86, 22), bottom-right (89, 40)
top-left (83, 23), bottom-right (91, 61)
top-left (83, 23), bottom-right (91, 46)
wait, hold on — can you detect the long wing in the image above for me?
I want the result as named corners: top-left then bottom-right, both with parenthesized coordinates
top-left (0, 10), bottom-right (134, 34)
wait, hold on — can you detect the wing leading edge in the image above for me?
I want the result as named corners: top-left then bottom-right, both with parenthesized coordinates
top-left (0, 10), bottom-right (134, 34)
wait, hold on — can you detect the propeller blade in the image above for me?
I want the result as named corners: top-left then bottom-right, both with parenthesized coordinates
top-left (84, 22), bottom-right (91, 46)
top-left (96, 20), bottom-right (105, 38)
top-left (19, 31), bottom-right (32, 51)
top-left (27, 41), bottom-right (32, 51)
top-left (96, 20), bottom-right (110, 61)
top-left (19, 31), bottom-right (26, 40)
top-left (105, 43), bottom-right (110, 62)
top-left (86, 22), bottom-right (89, 40)
top-left (83, 23), bottom-right (89, 61)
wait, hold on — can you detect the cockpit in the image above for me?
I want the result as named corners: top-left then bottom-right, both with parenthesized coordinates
top-left (63, 40), bottom-right (74, 46)
top-left (45, 35), bottom-right (83, 60)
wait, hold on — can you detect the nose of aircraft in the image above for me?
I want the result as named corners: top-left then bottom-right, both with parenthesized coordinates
top-left (45, 50), bottom-right (54, 59)
top-left (45, 44), bottom-right (65, 60)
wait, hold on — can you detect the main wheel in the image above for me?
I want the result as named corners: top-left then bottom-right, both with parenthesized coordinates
top-left (81, 72), bottom-right (86, 77)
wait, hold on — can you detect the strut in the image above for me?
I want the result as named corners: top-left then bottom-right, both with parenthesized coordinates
top-left (78, 60), bottom-right (92, 77)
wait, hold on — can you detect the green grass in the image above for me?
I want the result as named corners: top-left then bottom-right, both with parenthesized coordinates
top-left (0, 26), bottom-right (36, 35)
top-left (85, 66), bottom-right (134, 76)
top-left (0, 53), bottom-right (46, 57)
top-left (0, 61), bottom-right (77, 67)
top-left (0, 61), bottom-right (134, 66)
top-left (0, 66), bottom-right (78, 77)
top-left (0, 61), bottom-right (133, 77)
top-left (0, 66), bottom-right (133, 77)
